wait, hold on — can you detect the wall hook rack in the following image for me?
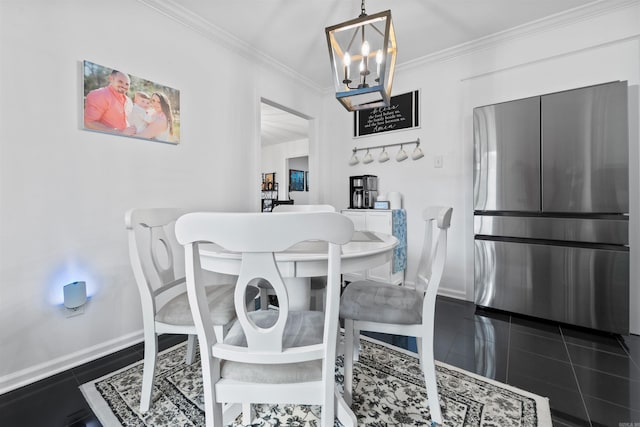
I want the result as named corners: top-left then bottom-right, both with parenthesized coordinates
top-left (349, 138), bottom-right (423, 165)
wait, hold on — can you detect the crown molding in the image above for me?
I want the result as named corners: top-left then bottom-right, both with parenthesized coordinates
top-left (138, 0), bottom-right (638, 94)
top-left (398, 0), bottom-right (640, 72)
top-left (136, 0), bottom-right (323, 94)
top-left (327, 0), bottom-right (639, 93)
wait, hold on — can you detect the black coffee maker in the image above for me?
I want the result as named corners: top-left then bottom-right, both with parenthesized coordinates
top-left (349, 175), bottom-right (378, 209)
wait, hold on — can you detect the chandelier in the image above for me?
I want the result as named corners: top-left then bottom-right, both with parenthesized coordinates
top-left (325, 0), bottom-right (397, 111)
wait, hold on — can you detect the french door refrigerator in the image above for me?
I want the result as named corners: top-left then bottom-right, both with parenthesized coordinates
top-left (473, 81), bottom-right (629, 334)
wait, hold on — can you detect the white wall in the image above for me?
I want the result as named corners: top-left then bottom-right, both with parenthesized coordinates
top-left (0, 0), bottom-right (322, 392)
top-left (320, 2), bottom-right (640, 332)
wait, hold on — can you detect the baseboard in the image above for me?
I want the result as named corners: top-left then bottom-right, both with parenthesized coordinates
top-left (0, 330), bottom-right (143, 395)
top-left (403, 280), bottom-right (470, 302)
top-left (438, 286), bottom-right (469, 301)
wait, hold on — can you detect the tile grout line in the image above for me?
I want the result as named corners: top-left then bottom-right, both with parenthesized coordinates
top-left (505, 315), bottom-right (511, 383)
top-left (618, 335), bottom-right (640, 373)
top-left (559, 327), bottom-right (593, 427)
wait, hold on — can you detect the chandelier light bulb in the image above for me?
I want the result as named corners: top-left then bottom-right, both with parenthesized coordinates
top-left (343, 52), bottom-right (351, 66)
top-left (343, 52), bottom-right (351, 81)
top-left (361, 40), bottom-right (370, 79)
top-left (361, 40), bottom-right (370, 57)
top-left (375, 49), bottom-right (383, 80)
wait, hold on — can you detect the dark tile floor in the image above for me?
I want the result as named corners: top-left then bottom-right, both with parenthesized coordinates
top-left (430, 297), bottom-right (640, 427)
top-left (1, 296), bottom-right (639, 426)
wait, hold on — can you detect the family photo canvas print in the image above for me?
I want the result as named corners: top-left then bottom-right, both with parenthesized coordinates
top-left (83, 60), bottom-right (180, 144)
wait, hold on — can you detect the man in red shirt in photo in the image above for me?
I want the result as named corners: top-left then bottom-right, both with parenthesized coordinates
top-left (84, 70), bottom-right (136, 135)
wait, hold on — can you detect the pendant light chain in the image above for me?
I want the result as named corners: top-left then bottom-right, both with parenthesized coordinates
top-left (360, 0), bottom-right (367, 17)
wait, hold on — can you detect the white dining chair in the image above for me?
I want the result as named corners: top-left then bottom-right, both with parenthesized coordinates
top-left (125, 208), bottom-right (259, 413)
top-left (175, 211), bottom-right (354, 427)
top-left (339, 206), bottom-right (453, 427)
top-left (270, 204), bottom-right (337, 311)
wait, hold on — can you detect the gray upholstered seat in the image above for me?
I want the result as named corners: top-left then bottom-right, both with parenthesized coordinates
top-left (157, 284), bottom-right (255, 326)
top-left (221, 311), bottom-right (325, 383)
top-left (339, 280), bottom-right (424, 325)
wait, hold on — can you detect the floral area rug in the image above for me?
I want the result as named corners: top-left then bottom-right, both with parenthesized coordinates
top-left (80, 335), bottom-right (552, 426)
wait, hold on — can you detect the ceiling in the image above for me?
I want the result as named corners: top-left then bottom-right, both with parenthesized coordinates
top-left (261, 102), bottom-right (309, 146)
top-left (153, 0), bottom-right (597, 144)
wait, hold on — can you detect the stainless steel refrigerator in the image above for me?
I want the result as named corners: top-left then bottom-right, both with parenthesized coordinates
top-left (473, 81), bottom-right (630, 334)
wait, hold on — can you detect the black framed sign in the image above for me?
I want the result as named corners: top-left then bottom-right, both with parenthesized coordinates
top-left (354, 90), bottom-right (420, 137)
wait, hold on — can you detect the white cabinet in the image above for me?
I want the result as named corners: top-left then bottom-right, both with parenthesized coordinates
top-left (341, 209), bottom-right (405, 285)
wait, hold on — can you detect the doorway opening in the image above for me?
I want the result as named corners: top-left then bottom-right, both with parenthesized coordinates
top-left (260, 100), bottom-right (311, 211)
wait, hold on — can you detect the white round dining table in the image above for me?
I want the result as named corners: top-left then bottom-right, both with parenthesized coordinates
top-left (199, 230), bottom-right (399, 311)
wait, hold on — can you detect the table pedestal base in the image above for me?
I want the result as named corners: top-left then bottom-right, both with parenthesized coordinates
top-left (283, 277), bottom-right (310, 311)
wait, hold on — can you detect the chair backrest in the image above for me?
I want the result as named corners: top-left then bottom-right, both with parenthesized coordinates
top-left (175, 211), bottom-right (353, 362)
top-left (126, 208), bottom-right (188, 305)
top-left (272, 204), bottom-right (336, 212)
top-left (126, 208), bottom-right (199, 333)
top-left (415, 206), bottom-right (453, 296)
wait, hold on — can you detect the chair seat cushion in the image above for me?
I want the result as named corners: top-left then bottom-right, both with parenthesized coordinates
top-left (156, 284), bottom-right (259, 326)
top-left (221, 310), bottom-right (324, 383)
top-left (339, 280), bottom-right (423, 325)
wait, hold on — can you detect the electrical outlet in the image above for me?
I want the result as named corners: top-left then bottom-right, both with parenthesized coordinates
top-left (434, 155), bottom-right (443, 168)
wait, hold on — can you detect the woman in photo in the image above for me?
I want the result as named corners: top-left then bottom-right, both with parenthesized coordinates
top-left (136, 91), bottom-right (174, 142)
